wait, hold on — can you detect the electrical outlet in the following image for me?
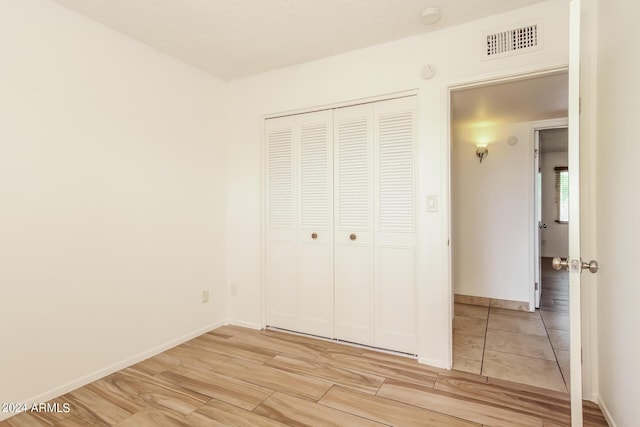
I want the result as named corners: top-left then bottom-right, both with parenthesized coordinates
top-left (230, 283), bottom-right (238, 297)
top-left (201, 290), bottom-right (209, 303)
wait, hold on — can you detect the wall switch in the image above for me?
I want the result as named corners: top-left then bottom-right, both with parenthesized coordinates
top-left (201, 290), bottom-right (209, 303)
top-left (230, 283), bottom-right (238, 297)
top-left (426, 195), bottom-right (438, 213)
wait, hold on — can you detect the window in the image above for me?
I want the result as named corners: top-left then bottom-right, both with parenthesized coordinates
top-left (555, 166), bottom-right (569, 223)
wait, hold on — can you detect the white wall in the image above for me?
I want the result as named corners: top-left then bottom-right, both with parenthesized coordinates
top-left (226, 0), bottom-right (570, 366)
top-left (541, 151), bottom-right (569, 257)
top-left (452, 122), bottom-right (534, 303)
top-left (0, 0), bottom-right (228, 413)
top-left (595, 0), bottom-right (640, 424)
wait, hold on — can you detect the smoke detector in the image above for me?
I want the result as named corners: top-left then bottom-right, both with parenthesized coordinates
top-left (421, 7), bottom-right (441, 25)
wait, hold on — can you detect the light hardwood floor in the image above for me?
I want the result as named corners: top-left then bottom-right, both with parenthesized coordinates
top-left (2, 325), bottom-right (607, 426)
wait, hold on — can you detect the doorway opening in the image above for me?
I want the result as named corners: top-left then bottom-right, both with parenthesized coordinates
top-left (449, 70), bottom-right (570, 393)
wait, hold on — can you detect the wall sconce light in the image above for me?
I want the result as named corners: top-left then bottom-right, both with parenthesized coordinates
top-left (475, 145), bottom-right (488, 163)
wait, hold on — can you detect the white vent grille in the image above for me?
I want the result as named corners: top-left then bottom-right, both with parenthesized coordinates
top-left (485, 23), bottom-right (540, 59)
top-left (336, 117), bottom-right (370, 229)
top-left (267, 127), bottom-right (294, 228)
top-left (378, 111), bottom-right (415, 232)
top-left (300, 123), bottom-right (330, 229)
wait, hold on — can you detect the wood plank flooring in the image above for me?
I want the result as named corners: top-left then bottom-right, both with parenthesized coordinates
top-left (1, 325), bottom-right (608, 426)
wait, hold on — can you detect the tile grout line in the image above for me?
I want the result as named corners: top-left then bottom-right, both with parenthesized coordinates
top-left (479, 307), bottom-right (490, 376)
top-left (540, 310), bottom-right (570, 392)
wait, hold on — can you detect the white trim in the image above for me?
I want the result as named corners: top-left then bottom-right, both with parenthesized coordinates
top-left (418, 356), bottom-right (448, 369)
top-left (441, 81), bottom-right (454, 370)
top-left (446, 63), bottom-right (568, 92)
top-left (260, 114), bottom-right (267, 330)
top-left (0, 320), bottom-right (227, 422)
top-left (598, 396), bottom-right (617, 427)
top-left (262, 89), bottom-right (418, 120)
top-left (228, 319), bottom-right (263, 330)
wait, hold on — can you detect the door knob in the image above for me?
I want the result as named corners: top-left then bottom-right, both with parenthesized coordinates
top-left (581, 259), bottom-right (599, 273)
top-left (349, 233), bottom-right (357, 241)
top-left (553, 257), bottom-right (599, 273)
top-left (539, 223), bottom-right (547, 229)
top-left (311, 232), bottom-right (318, 240)
top-left (552, 257), bottom-right (569, 271)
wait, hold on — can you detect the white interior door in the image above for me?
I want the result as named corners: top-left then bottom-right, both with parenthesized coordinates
top-left (266, 110), bottom-right (334, 338)
top-left (334, 103), bottom-right (375, 346)
top-left (298, 111), bottom-right (334, 337)
top-left (534, 130), bottom-right (543, 309)
top-left (265, 117), bottom-right (298, 332)
top-left (567, 0), bottom-right (583, 424)
top-left (373, 97), bottom-right (418, 354)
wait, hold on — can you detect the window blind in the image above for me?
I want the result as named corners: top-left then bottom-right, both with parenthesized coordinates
top-left (555, 166), bottom-right (569, 222)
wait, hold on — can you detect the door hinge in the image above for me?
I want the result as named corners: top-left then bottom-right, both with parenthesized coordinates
top-left (535, 282), bottom-right (539, 291)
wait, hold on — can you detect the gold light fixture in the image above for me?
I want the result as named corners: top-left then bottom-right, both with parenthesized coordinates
top-left (475, 145), bottom-right (488, 163)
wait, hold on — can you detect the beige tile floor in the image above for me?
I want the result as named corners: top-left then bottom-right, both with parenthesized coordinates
top-left (453, 258), bottom-right (571, 392)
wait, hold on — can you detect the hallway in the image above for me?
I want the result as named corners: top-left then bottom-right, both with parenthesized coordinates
top-left (453, 258), bottom-right (570, 392)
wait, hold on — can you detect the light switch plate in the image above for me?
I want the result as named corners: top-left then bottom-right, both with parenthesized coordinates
top-left (426, 195), bottom-right (438, 212)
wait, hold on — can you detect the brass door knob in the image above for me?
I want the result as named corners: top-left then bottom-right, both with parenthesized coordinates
top-left (552, 257), bottom-right (569, 271)
top-left (311, 232), bottom-right (318, 240)
top-left (581, 259), bottom-right (599, 273)
top-left (349, 233), bottom-right (357, 241)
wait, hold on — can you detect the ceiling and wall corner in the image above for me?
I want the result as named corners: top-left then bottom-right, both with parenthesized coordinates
top-left (50, 0), bottom-right (549, 81)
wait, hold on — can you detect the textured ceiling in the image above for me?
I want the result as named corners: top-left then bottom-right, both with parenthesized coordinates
top-left (51, 0), bottom-right (547, 81)
top-left (540, 127), bottom-right (568, 153)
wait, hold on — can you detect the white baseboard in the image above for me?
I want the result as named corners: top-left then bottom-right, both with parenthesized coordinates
top-left (418, 356), bottom-right (448, 369)
top-left (0, 320), bottom-right (226, 422)
top-left (227, 319), bottom-right (263, 330)
top-left (597, 396), bottom-right (617, 427)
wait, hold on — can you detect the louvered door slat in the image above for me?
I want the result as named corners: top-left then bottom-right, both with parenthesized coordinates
top-left (336, 116), bottom-right (370, 230)
top-left (267, 128), bottom-right (294, 228)
top-left (301, 123), bottom-right (330, 229)
top-left (378, 110), bottom-right (415, 233)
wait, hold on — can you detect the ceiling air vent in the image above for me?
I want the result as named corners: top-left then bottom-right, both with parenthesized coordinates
top-left (484, 21), bottom-right (541, 60)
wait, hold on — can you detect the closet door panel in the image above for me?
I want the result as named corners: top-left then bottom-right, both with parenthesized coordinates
top-left (298, 112), bottom-right (334, 337)
top-left (265, 239), bottom-right (298, 329)
top-left (373, 96), bottom-right (418, 353)
top-left (334, 243), bottom-right (373, 343)
top-left (334, 104), bottom-right (374, 345)
top-left (376, 246), bottom-right (417, 353)
top-left (265, 118), bottom-right (298, 329)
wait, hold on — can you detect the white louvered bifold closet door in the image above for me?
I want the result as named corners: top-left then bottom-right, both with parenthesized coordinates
top-left (265, 96), bottom-right (417, 354)
top-left (373, 97), bottom-right (418, 354)
top-left (265, 110), bottom-right (334, 338)
top-left (333, 103), bottom-right (375, 346)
